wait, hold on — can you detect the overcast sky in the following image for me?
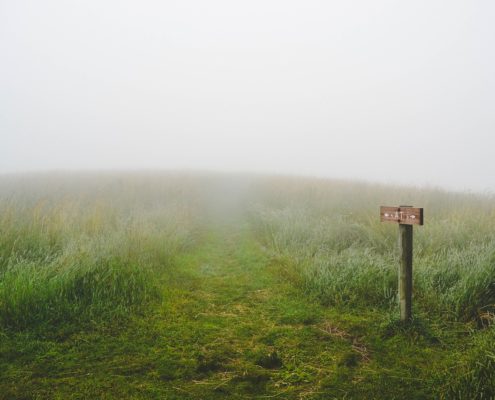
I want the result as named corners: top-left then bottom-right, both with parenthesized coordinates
top-left (1, 1), bottom-right (494, 192)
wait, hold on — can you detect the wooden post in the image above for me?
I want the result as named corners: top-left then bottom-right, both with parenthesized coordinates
top-left (380, 205), bottom-right (423, 323)
top-left (398, 223), bottom-right (413, 321)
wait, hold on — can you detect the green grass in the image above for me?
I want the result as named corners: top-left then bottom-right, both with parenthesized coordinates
top-left (0, 175), bottom-right (198, 332)
top-left (0, 172), bottom-right (494, 399)
top-left (251, 181), bottom-right (495, 322)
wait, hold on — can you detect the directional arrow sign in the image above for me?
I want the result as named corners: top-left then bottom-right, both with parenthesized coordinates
top-left (380, 206), bottom-right (424, 225)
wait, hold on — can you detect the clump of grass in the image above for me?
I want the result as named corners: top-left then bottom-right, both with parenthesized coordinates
top-left (0, 217), bottom-right (191, 331)
top-left (0, 247), bottom-right (155, 330)
top-left (252, 207), bottom-right (397, 307)
top-left (417, 244), bottom-right (495, 322)
top-left (302, 248), bottom-right (397, 307)
top-left (0, 175), bottom-right (199, 332)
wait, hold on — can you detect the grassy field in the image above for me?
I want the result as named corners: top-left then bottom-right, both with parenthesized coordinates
top-left (1, 172), bottom-right (494, 399)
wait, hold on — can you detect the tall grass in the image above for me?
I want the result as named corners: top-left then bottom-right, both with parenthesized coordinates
top-left (250, 176), bottom-right (495, 322)
top-left (2, 173), bottom-right (494, 327)
top-left (0, 173), bottom-right (199, 331)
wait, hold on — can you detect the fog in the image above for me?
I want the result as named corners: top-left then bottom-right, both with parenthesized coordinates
top-left (1, 1), bottom-right (494, 192)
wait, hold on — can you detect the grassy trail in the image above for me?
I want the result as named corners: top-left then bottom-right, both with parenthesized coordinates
top-left (2, 222), bottom-right (448, 399)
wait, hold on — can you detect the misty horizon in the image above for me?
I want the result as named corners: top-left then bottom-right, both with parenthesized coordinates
top-left (1, 1), bottom-right (494, 192)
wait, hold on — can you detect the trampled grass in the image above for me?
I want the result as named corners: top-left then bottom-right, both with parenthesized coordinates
top-left (0, 172), bottom-right (494, 399)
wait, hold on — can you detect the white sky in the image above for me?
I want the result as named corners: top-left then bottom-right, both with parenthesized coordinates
top-left (1, 0), bottom-right (494, 192)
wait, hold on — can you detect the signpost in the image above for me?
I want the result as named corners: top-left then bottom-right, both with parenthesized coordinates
top-left (380, 205), bottom-right (424, 322)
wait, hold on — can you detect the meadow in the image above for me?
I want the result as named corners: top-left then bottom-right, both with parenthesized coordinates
top-left (0, 172), bottom-right (494, 399)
